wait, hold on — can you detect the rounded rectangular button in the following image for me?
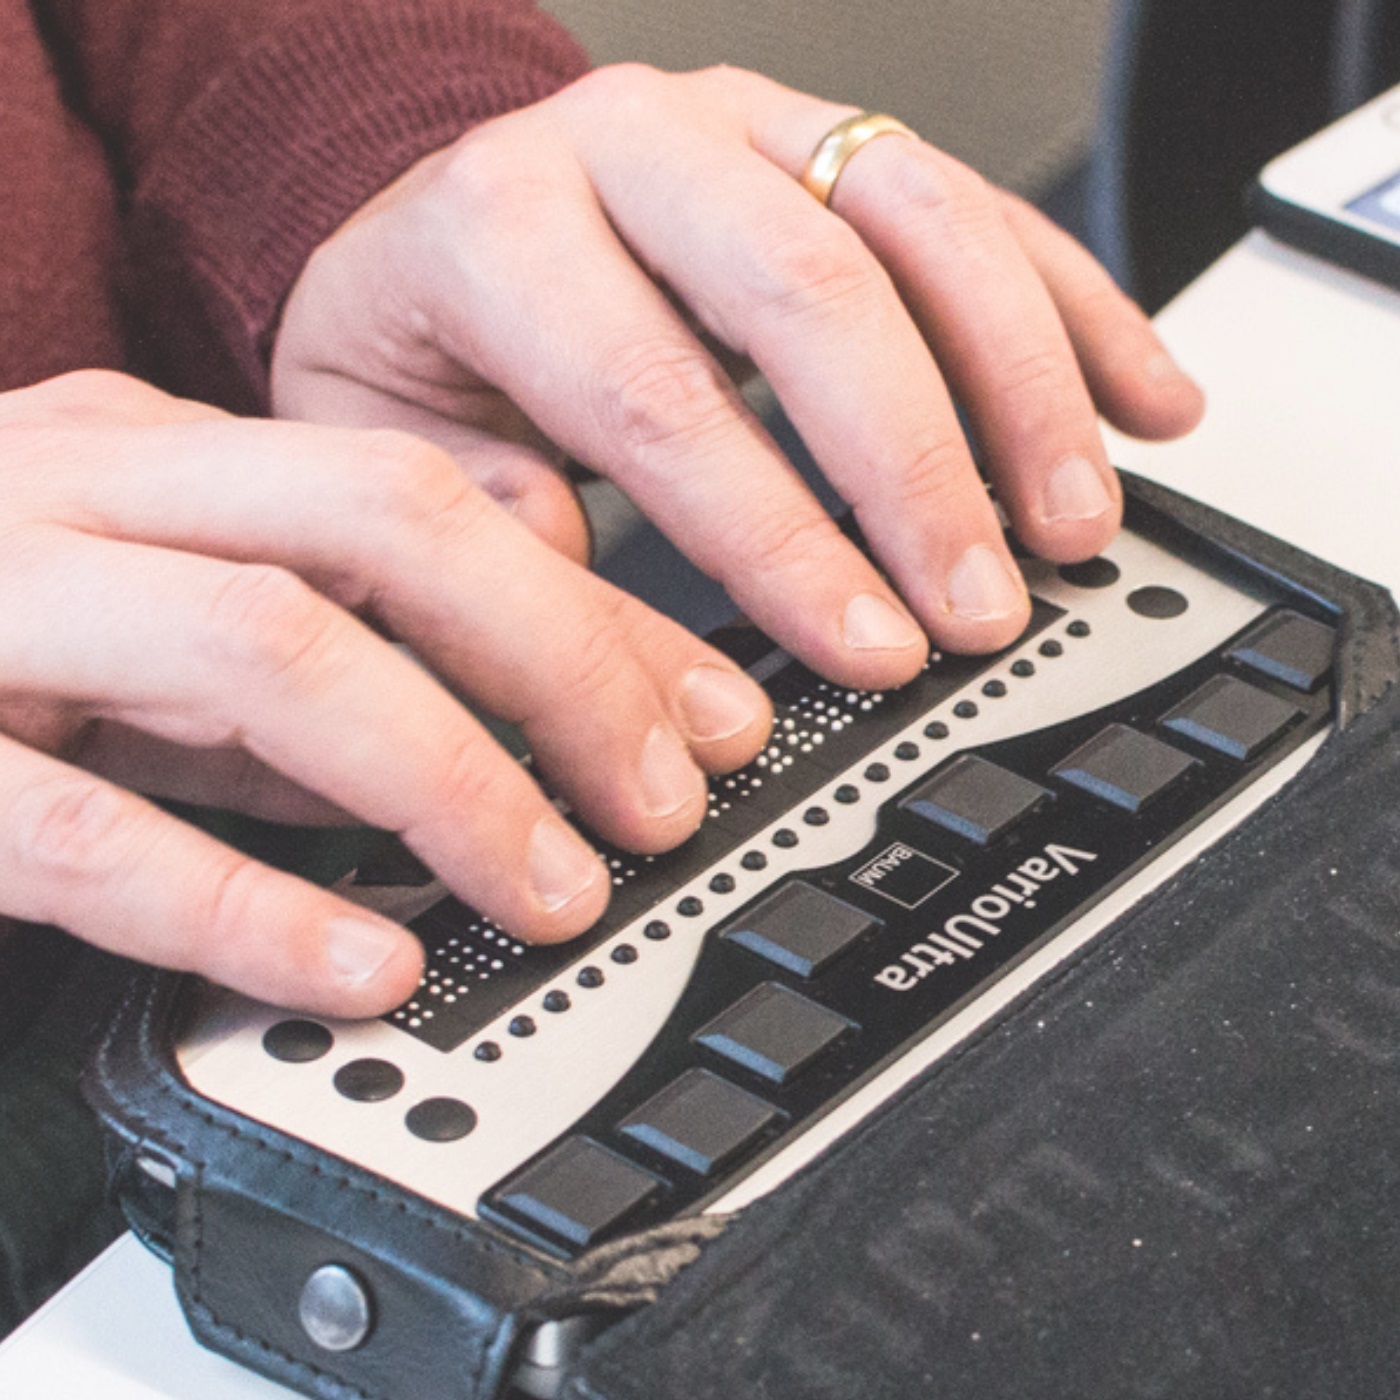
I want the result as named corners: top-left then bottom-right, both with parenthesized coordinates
top-left (721, 881), bottom-right (880, 978)
top-left (493, 1138), bottom-right (661, 1249)
top-left (1161, 675), bottom-right (1304, 761)
top-left (696, 982), bottom-right (854, 1085)
top-left (1052, 724), bottom-right (1197, 813)
top-left (620, 1070), bottom-right (781, 1176)
top-left (899, 755), bottom-right (1051, 845)
top-left (1227, 610), bottom-right (1335, 692)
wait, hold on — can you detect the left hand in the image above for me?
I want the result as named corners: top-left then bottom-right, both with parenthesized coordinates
top-left (273, 63), bottom-right (1204, 689)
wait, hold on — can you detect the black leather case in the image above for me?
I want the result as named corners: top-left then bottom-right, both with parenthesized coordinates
top-left (85, 475), bottom-right (1400, 1400)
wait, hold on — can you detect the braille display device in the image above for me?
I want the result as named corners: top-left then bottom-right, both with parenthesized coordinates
top-left (88, 476), bottom-right (1381, 1400)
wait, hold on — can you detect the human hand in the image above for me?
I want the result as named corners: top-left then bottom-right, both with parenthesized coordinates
top-left (274, 63), bottom-right (1205, 690)
top-left (0, 372), bottom-right (770, 1015)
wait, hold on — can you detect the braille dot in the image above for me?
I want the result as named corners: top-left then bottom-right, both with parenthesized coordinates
top-left (474, 1041), bottom-right (502, 1062)
top-left (577, 966), bottom-right (605, 989)
top-left (894, 741), bottom-right (920, 761)
top-left (741, 851), bottom-right (768, 871)
top-left (263, 1020), bottom-right (333, 1064)
top-left (644, 920), bottom-right (672, 941)
top-left (1040, 639), bottom-right (1064, 658)
top-left (333, 1059), bottom-right (404, 1103)
top-left (953, 700), bottom-right (979, 719)
top-left (709, 873), bottom-right (736, 895)
top-left (1127, 585), bottom-right (1189, 619)
top-left (509, 1015), bottom-right (536, 1038)
top-left (1011, 660), bottom-right (1035, 678)
top-left (834, 785), bottom-right (860, 804)
top-left (864, 763), bottom-right (890, 783)
top-left (678, 896), bottom-right (705, 917)
top-left (612, 943), bottom-right (639, 964)
top-left (924, 721), bottom-right (950, 739)
top-left (1067, 620), bottom-right (1092, 638)
top-left (982, 679), bottom-right (1008, 698)
top-left (773, 828), bottom-right (799, 848)
top-left (804, 806), bottom-right (829, 826)
top-left (405, 1097), bottom-right (477, 1143)
top-left (543, 991), bottom-right (571, 1014)
top-left (1058, 557), bottom-right (1121, 589)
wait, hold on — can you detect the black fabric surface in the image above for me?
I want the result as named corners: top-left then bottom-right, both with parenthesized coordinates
top-left (565, 664), bottom-right (1400, 1398)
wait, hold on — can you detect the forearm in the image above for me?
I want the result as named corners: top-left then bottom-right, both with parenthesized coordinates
top-left (42, 0), bottom-right (588, 410)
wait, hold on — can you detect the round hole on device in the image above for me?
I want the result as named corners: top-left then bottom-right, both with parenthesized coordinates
top-left (1127, 585), bottom-right (1189, 619)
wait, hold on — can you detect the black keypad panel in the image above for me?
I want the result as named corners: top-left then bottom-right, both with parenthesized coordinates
top-left (721, 881), bottom-right (879, 978)
top-left (491, 1138), bottom-right (661, 1249)
top-left (620, 1070), bottom-right (781, 1176)
top-left (900, 754), bottom-right (1051, 845)
top-left (1052, 725), bottom-right (1198, 814)
top-left (1227, 610), bottom-right (1336, 692)
top-left (696, 983), bottom-right (854, 1085)
top-left (1161, 675), bottom-right (1304, 761)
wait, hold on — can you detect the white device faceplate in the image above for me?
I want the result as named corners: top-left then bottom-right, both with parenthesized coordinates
top-left (1259, 81), bottom-right (1400, 238)
top-left (178, 529), bottom-right (1279, 1223)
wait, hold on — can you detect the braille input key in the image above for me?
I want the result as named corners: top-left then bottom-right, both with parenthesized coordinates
top-left (901, 755), bottom-right (1050, 846)
top-left (722, 881), bottom-right (879, 978)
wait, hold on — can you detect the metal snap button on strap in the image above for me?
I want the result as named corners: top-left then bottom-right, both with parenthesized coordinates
top-left (299, 1264), bottom-right (374, 1352)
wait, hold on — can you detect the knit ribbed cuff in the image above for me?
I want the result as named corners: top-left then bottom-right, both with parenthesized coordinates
top-left (128, 0), bottom-right (588, 412)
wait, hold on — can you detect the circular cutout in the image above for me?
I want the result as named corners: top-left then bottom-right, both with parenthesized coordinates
top-left (263, 1020), bottom-right (333, 1064)
top-left (1058, 557), bottom-right (1121, 589)
top-left (405, 1097), bottom-right (477, 1143)
top-left (1128, 585), bottom-right (1189, 619)
top-left (333, 1058), bottom-right (404, 1103)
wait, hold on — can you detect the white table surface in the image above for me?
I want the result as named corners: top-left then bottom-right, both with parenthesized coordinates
top-left (2, 230), bottom-right (1398, 1397)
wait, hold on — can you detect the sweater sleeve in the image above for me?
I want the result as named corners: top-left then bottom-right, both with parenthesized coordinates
top-left (42, 0), bottom-right (589, 412)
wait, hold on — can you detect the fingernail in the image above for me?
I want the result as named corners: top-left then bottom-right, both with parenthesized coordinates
top-left (680, 665), bottom-right (764, 742)
top-left (1042, 455), bottom-right (1113, 524)
top-left (640, 723), bottom-right (705, 818)
top-left (946, 544), bottom-right (1026, 620)
top-left (842, 592), bottom-right (924, 652)
top-left (325, 916), bottom-right (407, 988)
top-left (528, 817), bottom-right (602, 913)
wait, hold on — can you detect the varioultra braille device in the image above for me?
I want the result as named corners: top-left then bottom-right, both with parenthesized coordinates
top-left (87, 475), bottom-right (1398, 1400)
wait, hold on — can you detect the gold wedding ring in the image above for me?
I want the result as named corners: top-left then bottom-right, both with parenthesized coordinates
top-left (800, 112), bottom-right (918, 206)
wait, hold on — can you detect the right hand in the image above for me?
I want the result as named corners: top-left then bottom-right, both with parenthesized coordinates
top-left (0, 371), bottom-right (771, 1016)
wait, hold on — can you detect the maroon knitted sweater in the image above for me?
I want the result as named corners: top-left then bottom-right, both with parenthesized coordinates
top-left (0, 0), bottom-right (586, 1027)
top-left (0, 0), bottom-right (587, 409)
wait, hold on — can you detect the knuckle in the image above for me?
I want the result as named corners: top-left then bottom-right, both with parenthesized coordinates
top-left (200, 563), bottom-right (341, 686)
top-left (727, 506), bottom-right (845, 587)
top-left (439, 128), bottom-right (543, 214)
top-left (353, 430), bottom-right (479, 534)
top-left (895, 438), bottom-right (982, 516)
top-left (600, 338), bottom-right (737, 462)
top-left (13, 775), bottom-right (137, 880)
top-left (195, 854), bottom-right (270, 955)
top-left (566, 62), bottom-right (667, 119)
top-left (553, 594), bottom-right (635, 710)
top-left (891, 149), bottom-right (1005, 255)
top-left (995, 345), bottom-right (1072, 398)
top-left (431, 729), bottom-right (523, 827)
top-left (742, 216), bottom-right (882, 323)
